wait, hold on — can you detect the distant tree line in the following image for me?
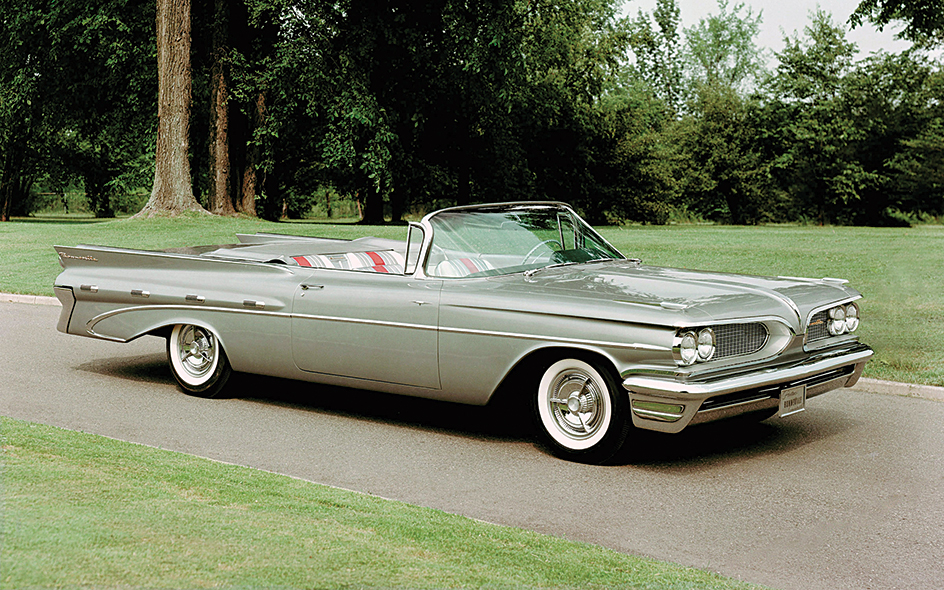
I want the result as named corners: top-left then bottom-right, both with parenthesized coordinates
top-left (1, 0), bottom-right (941, 225)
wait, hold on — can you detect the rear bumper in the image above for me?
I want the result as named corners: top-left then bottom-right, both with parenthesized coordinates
top-left (54, 286), bottom-right (76, 334)
top-left (622, 343), bottom-right (873, 433)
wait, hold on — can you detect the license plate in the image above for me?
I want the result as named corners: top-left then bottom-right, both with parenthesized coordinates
top-left (779, 384), bottom-right (807, 417)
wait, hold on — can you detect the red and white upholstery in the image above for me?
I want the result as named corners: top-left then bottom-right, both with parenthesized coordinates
top-left (433, 257), bottom-right (495, 277)
top-left (292, 250), bottom-right (405, 274)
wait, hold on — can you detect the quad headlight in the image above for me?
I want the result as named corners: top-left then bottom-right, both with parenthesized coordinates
top-left (697, 328), bottom-right (716, 361)
top-left (827, 302), bottom-right (860, 336)
top-left (678, 331), bottom-right (698, 365)
top-left (677, 328), bottom-right (715, 366)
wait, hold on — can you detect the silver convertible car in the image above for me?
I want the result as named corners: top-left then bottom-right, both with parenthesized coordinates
top-left (54, 202), bottom-right (872, 462)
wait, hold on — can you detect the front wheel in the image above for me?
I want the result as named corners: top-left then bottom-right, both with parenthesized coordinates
top-left (167, 324), bottom-right (232, 398)
top-left (533, 357), bottom-right (630, 463)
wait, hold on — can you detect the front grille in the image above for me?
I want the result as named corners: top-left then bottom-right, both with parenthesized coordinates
top-left (713, 322), bottom-right (769, 360)
top-left (807, 310), bottom-right (829, 342)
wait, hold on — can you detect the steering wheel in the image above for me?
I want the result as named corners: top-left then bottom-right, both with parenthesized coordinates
top-left (521, 239), bottom-right (562, 265)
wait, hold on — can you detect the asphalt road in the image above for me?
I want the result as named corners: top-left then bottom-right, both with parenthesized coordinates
top-left (3, 300), bottom-right (943, 590)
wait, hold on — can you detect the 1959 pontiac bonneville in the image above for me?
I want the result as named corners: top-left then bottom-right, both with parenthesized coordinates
top-left (54, 202), bottom-right (872, 462)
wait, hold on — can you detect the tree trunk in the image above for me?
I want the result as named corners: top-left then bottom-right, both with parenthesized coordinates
top-left (361, 184), bottom-right (385, 224)
top-left (0, 153), bottom-right (12, 222)
top-left (138, 0), bottom-right (205, 217)
top-left (84, 171), bottom-right (116, 219)
top-left (457, 163), bottom-right (471, 206)
top-left (207, 0), bottom-right (235, 215)
top-left (239, 90), bottom-right (267, 216)
top-left (0, 183), bottom-right (11, 222)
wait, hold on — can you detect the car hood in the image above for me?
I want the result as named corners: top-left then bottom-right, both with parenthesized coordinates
top-left (486, 260), bottom-right (861, 331)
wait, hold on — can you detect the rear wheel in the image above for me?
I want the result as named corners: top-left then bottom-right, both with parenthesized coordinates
top-left (533, 357), bottom-right (630, 463)
top-left (167, 324), bottom-right (231, 398)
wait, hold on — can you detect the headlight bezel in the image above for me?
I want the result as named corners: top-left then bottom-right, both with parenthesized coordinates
top-left (674, 327), bottom-right (716, 366)
top-left (678, 331), bottom-right (698, 365)
top-left (806, 299), bottom-right (862, 347)
top-left (843, 302), bottom-right (859, 333)
top-left (696, 327), bottom-right (716, 361)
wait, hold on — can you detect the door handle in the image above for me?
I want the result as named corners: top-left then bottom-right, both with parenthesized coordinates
top-left (300, 284), bottom-right (324, 291)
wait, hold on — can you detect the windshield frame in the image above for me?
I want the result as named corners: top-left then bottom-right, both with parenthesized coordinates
top-left (415, 202), bottom-right (625, 279)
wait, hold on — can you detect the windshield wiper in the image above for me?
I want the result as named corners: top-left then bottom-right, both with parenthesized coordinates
top-left (522, 257), bottom-right (630, 278)
top-left (523, 262), bottom-right (578, 278)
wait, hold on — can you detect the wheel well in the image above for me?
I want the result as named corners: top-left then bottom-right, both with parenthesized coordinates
top-left (492, 346), bottom-right (619, 405)
top-left (148, 325), bottom-right (174, 340)
top-left (147, 323), bottom-right (227, 353)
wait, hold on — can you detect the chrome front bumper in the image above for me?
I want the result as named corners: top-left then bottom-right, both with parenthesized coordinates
top-left (622, 343), bottom-right (873, 433)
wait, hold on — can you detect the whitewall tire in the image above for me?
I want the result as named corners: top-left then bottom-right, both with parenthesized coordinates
top-left (167, 324), bottom-right (232, 398)
top-left (533, 357), bottom-right (630, 463)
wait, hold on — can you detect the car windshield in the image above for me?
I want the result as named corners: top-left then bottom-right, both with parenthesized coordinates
top-left (425, 204), bottom-right (624, 278)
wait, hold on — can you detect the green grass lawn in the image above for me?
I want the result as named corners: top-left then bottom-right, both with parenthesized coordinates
top-left (2, 214), bottom-right (940, 386)
top-left (1, 214), bottom-right (938, 588)
top-left (2, 417), bottom-right (766, 589)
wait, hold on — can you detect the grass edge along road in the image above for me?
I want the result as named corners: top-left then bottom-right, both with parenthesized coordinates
top-left (1, 214), bottom-right (941, 386)
top-left (2, 417), bottom-right (766, 589)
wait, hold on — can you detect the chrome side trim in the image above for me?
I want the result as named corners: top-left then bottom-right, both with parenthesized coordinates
top-left (293, 313), bottom-right (663, 351)
top-left (84, 304), bottom-right (661, 352)
top-left (292, 312), bottom-right (439, 332)
top-left (85, 304), bottom-right (292, 341)
top-left (437, 325), bottom-right (666, 352)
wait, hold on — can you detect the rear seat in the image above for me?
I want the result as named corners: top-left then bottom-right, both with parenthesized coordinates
top-left (291, 250), bottom-right (405, 274)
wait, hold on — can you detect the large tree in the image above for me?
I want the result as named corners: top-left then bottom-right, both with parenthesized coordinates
top-left (138, 0), bottom-right (205, 216)
top-left (627, 0), bottom-right (684, 115)
top-left (1, 0), bottom-right (156, 221)
top-left (850, 0), bottom-right (944, 47)
top-left (683, 0), bottom-right (766, 93)
top-left (764, 10), bottom-right (860, 224)
top-left (206, 0), bottom-right (236, 215)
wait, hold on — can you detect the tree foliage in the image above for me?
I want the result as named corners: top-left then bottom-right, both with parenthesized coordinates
top-left (1, 0), bottom-right (942, 227)
top-left (850, 0), bottom-right (944, 47)
top-left (627, 0), bottom-right (684, 115)
top-left (683, 0), bottom-right (766, 93)
top-left (1, 0), bottom-right (156, 220)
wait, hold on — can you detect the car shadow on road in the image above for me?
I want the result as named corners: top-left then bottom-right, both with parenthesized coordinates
top-left (75, 353), bottom-right (858, 466)
top-left (614, 409), bottom-right (859, 469)
top-left (75, 352), bottom-right (176, 386)
top-left (230, 373), bottom-right (536, 444)
top-left (74, 353), bottom-right (531, 442)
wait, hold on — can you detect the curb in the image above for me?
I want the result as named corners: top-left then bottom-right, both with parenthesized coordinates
top-left (3, 292), bottom-right (942, 403)
top-left (2, 292), bottom-right (60, 306)
top-left (854, 377), bottom-right (944, 403)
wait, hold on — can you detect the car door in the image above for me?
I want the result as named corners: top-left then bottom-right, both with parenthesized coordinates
top-left (291, 270), bottom-right (442, 389)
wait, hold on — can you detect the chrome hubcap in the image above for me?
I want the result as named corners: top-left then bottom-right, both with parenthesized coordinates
top-left (177, 326), bottom-right (215, 378)
top-left (548, 371), bottom-right (605, 440)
